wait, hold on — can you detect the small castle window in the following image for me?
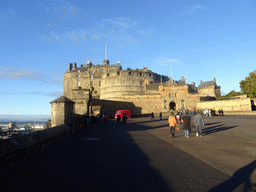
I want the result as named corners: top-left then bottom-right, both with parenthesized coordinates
top-left (99, 81), bottom-right (101, 86)
top-left (90, 81), bottom-right (93, 86)
top-left (107, 73), bottom-right (110, 76)
top-left (92, 70), bottom-right (94, 73)
top-left (128, 72), bottom-right (131, 75)
top-left (85, 71), bottom-right (88, 74)
top-left (149, 74), bottom-right (152, 77)
top-left (78, 70), bottom-right (80, 73)
top-left (78, 75), bottom-right (80, 79)
top-left (90, 75), bottom-right (93, 80)
top-left (78, 82), bottom-right (80, 87)
top-left (117, 71), bottom-right (120, 75)
top-left (102, 69), bottom-right (105, 72)
top-left (140, 72), bottom-right (142, 76)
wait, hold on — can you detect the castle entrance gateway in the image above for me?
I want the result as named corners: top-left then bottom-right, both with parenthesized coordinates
top-left (169, 101), bottom-right (176, 110)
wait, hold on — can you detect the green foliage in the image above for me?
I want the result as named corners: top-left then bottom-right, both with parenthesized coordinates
top-left (239, 70), bottom-right (256, 98)
top-left (218, 90), bottom-right (243, 100)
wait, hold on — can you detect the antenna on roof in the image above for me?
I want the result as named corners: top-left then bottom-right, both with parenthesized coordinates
top-left (171, 64), bottom-right (173, 78)
top-left (105, 43), bottom-right (107, 60)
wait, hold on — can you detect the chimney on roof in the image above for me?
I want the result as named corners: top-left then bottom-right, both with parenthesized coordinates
top-left (200, 80), bottom-right (202, 84)
top-left (213, 78), bottom-right (216, 82)
top-left (69, 63), bottom-right (73, 71)
top-left (103, 60), bottom-right (109, 65)
top-left (74, 62), bottom-right (77, 69)
top-left (192, 82), bottom-right (195, 86)
top-left (181, 76), bottom-right (185, 81)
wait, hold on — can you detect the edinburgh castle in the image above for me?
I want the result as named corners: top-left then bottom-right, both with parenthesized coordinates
top-left (50, 59), bottom-right (255, 127)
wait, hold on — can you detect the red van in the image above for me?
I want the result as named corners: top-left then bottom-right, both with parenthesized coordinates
top-left (115, 110), bottom-right (131, 119)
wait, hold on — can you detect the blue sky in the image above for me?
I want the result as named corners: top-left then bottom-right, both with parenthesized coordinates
top-left (0, 0), bottom-right (255, 116)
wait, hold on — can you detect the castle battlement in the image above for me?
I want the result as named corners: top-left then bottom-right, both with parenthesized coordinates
top-left (63, 59), bottom-right (221, 108)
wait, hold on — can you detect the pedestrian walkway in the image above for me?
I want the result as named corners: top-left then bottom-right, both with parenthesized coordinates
top-left (1, 116), bottom-right (256, 191)
top-left (134, 115), bottom-right (256, 191)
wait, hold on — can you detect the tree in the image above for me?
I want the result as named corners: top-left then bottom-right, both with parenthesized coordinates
top-left (240, 71), bottom-right (256, 98)
top-left (218, 90), bottom-right (243, 100)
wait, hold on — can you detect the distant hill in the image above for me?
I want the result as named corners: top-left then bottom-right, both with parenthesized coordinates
top-left (0, 114), bottom-right (51, 123)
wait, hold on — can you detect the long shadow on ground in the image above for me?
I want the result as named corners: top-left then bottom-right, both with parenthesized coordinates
top-left (208, 160), bottom-right (256, 192)
top-left (1, 120), bottom-right (173, 192)
top-left (202, 124), bottom-right (237, 136)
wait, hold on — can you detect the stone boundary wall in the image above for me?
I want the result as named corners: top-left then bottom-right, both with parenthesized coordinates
top-left (0, 124), bottom-right (71, 171)
top-left (197, 98), bottom-right (252, 111)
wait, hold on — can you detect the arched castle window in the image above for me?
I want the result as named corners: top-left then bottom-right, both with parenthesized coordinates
top-left (90, 75), bottom-right (93, 80)
top-left (140, 72), bottom-right (143, 76)
top-left (90, 81), bottom-right (93, 86)
top-left (107, 73), bottom-right (110, 77)
top-left (78, 70), bottom-right (80, 73)
top-left (77, 75), bottom-right (80, 79)
top-left (128, 72), bottom-right (131, 75)
top-left (78, 82), bottom-right (80, 87)
top-left (92, 70), bottom-right (94, 73)
top-left (149, 74), bottom-right (152, 77)
top-left (117, 71), bottom-right (120, 75)
top-left (102, 69), bottom-right (105, 72)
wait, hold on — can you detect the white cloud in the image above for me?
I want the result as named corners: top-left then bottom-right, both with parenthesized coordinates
top-left (105, 17), bottom-right (136, 29)
top-left (188, 5), bottom-right (206, 14)
top-left (43, 17), bottom-right (141, 47)
top-left (156, 57), bottom-right (179, 66)
top-left (3, 91), bottom-right (63, 97)
top-left (0, 66), bottom-right (44, 80)
top-left (39, 0), bottom-right (79, 20)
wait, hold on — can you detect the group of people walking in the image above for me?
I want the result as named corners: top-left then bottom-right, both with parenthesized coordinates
top-left (116, 112), bottom-right (127, 124)
top-left (167, 110), bottom-right (204, 138)
top-left (87, 114), bottom-right (109, 126)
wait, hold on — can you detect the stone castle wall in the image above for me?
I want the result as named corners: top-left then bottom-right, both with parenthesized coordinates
top-left (64, 61), bottom-right (121, 99)
top-left (197, 98), bottom-right (252, 111)
top-left (198, 86), bottom-right (217, 97)
top-left (122, 85), bottom-right (201, 114)
top-left (51, 102), bottom-right (73, 127)
top-left (64, 61), bottom-right (169, 101)
top-left (100, 70), bottom-right (153, 101)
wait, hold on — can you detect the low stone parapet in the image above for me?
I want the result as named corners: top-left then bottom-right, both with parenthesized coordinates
top-left (223, 111), bottom-right (256, 115)
top-left (0, 124), bottom-right (72, 171)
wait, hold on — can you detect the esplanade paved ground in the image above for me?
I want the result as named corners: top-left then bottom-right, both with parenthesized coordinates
top-left (1, 115), bottom-right (256, 191)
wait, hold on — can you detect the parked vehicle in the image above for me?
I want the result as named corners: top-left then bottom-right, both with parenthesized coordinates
top-left (115, 110), bottom-right (131, 119)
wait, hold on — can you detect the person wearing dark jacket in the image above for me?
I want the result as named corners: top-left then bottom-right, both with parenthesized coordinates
top-left (159, 112), bottom-right (162, 120)
top-left (122, 113), bottom-right (126, 123)
top-left (194, 111), bottom-right (204, 137)
top-left (181, 111), bottom-right (191, 138)
top-left (151, 112), bottom-right (155, 121)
